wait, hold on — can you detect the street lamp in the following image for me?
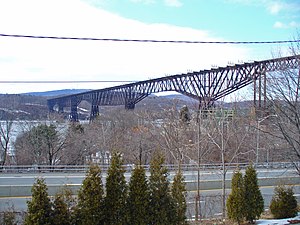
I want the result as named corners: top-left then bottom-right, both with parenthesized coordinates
top-left (195, 109), bottom-right (202, 222)
top-left (256, 114), bottom-right (277, 166)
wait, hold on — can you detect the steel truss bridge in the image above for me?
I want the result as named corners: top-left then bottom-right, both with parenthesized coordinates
top-left (47, 55), bottom-right (300, 121)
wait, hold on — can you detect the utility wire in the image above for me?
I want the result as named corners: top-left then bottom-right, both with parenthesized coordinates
top-left (0, 80), bottom-right (136, 83)
top-left (0, 77), bottom-right (293, 84)
top-left (0, 33), bottom-right (299, 44)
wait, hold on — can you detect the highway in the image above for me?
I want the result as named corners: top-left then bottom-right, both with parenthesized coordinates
top-left (3, 185), bottom-right (299, 219)
top-left (0, 167), bottom-right (298, 186)
top-left (0, 167), bottom-right (299, 218)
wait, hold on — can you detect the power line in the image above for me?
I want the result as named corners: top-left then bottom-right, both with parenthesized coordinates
top-left (0, 77), bottom-right (294, 84)
top-left (0, 80), bottom-right (136, 84)
top-left (0, 33), bottom-right (299, 45)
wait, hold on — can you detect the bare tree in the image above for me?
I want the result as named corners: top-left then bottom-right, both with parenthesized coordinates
top-left (98, 108), bottom-right (160, 165)
top-left (14, 131), bottom-right (34, 165)
top-left (143, 103), bottom-right (198, 166)
top-left (266, 39), bottom-right (300, 175)
top-left (0, 120), bottom-right (13, 166)
top-left (203, 108), bottom-right (253, 218)
top-left (62, 123), bottom-right (89, 165)
top-left (125, 119), bottom-right (155, 165)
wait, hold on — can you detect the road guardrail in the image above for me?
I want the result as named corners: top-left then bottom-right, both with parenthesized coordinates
top-left (0, 162), bottom-right (298, 174)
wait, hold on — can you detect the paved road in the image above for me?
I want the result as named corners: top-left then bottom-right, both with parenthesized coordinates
top-left (1, 185), bottom-right (299, 218)
top-left (0, 168), bottom-right (299, 218)
top-left (0, 168), bottom-right (297, 186)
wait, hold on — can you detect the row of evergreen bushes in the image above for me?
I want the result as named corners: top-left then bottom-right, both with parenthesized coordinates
top-left (24, 152), bottom-right (187, 225)
top-left (1, 159), bottom-right (298, 224)
top-left (227, 165), bottom-right (298, 225)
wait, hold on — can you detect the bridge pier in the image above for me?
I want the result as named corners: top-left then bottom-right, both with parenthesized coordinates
top-left (70, 97), bottom-right (79, 122)
top-left (47, 102), bottom-right (55, 113)
top-left (125, 102), bottom-right (135, 110)
top-left (253, 69), bottom-right (267, 117)
top-left (58, 105), bottom-right (64, 113)
top-left (90, 105), bottom-right (100, 120)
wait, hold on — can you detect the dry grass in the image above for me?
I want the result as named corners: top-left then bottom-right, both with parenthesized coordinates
top-left (188, 218), bottom-right (230, 225)
top-left (259, 209), bottom-right (274, 220)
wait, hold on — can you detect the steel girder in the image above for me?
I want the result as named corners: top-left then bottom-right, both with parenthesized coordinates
top-left (47, 55), bottom-right (300, 120)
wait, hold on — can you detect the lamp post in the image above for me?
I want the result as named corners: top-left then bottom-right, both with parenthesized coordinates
top-left (195, 109), bottom-right (201, 222)
top-left (256, 114), bottom-right (277, 166)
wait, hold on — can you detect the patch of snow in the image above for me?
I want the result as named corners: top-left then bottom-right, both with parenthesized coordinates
top-left (256, 213), bottom-right (300, 225)
top-left (15, 110), bottom-right (30, 114)
top-left (24, 103), bottom-right (44, 106)
top-left (78, 107), bottom-right (88, 112)
top-left (0, 107), bottom-right (11, 112)
top-left (0, 108), bottom-right (30, 114)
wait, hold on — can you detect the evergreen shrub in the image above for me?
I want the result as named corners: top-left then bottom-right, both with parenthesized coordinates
top-left (270, 185), bottom-right (298, 219)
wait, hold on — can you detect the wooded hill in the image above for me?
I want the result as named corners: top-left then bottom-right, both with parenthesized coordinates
top-left (0, 90), bottom-right (253, 121)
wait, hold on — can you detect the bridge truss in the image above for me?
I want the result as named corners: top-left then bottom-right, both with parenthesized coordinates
top-left (47, 55), bottom-right (300, 121)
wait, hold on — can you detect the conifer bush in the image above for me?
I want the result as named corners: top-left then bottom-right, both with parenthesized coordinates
top-left (244, 164), bottom-right (264, 223)
top-left (171, 169), bottom-right (188, 225)
top-left (52, 193), bottom-right (71, 225)
top-left (24, 178), bottom-right (52, 225)
top-left (127, 165), bottom-right (150, 225)
top-left (270, 185), bottom-right (298, 219)
top-left (0, 205), bottom-right (16, 225)
top-left (226, 169), bottom-right (245, 225)
top-left (104, 152), bottom-right (128, 225)
top-left (52, 186), bottom-right (75, 225)
top-left (148, 153), bottom-right (176, 225)
top-left (73, 164), bottom-right (105, 225)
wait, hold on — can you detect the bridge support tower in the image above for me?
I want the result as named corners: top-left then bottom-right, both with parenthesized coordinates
top-left (90, 104), bottom-right (100, 120)
top-left (253, 69), bottom-right (267, 117)
top-left (70, 97), bottom-right (79, 122)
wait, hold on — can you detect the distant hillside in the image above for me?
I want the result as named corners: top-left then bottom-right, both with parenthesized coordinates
top-left (23, 89), bottom-right (91, 97)
top-left (0, 91), bottom-right (191, 120)
top-left (0, 89), bottom-right (254, 121)
top-left (0, 94), bottom-right (48, 120)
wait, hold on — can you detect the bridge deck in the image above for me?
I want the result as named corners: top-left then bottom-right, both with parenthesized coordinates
top-left (47, 55), bottom-right (300, 120)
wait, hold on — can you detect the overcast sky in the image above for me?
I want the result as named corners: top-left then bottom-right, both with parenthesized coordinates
top-left (0, 0), bottom-right (299, 94)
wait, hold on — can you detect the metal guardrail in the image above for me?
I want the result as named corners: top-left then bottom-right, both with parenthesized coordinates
top-left (0, 162), bottom-right (298, 174)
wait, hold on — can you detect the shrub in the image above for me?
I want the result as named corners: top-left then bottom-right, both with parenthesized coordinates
top-left (171, 169), bottom-right (188, 225)
top-left (127, 165), bottom-right (150, 225)
top-left (24, 178), bottom-right (52, 225)
top-left (0, 206), bottom-right (16, 225)
top-left (226, 169), bottom-right (245, 225)
top-left (104, 152), bottom-right (127, 225)
top-left (73, 164), bottom-right (105, 225)
top-left (148, 153), bottom-right (176, 225)
top-left (244, 164), bottom-right (264, 223)
top-left (52, 187), bottom-right (75, 225)
top-left (270, 185), bottom-right (298, 219)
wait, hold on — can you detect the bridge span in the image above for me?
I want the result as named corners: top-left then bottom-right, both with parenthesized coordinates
top-left (47, 55), bottom-right (300, 121)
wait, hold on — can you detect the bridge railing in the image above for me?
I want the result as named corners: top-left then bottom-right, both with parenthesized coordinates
top-left (0, 162), bottom-right (297, 174)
